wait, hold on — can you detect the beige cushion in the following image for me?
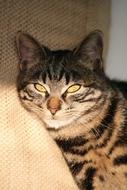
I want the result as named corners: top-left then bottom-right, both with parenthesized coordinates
top-left (0, 0), bottom-right (110, 189)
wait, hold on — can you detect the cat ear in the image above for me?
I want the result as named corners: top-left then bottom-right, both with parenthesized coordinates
top-left (16, 31), bottom-right (48, 70)
top-left (73, 30), bottom-right (103, 71)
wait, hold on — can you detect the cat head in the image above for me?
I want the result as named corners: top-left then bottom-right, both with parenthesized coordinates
top-left (16, 30), bottom-right (107, 130)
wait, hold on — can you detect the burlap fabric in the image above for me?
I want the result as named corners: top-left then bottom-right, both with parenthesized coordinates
top-left (0, 1), bottom-right (110, 189)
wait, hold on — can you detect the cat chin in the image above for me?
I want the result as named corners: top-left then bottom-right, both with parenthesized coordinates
top-left (43, 118), bottom-right (75, 129)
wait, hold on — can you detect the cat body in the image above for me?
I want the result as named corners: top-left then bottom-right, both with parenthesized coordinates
top-left (16, 31), bottom-right (127, 190)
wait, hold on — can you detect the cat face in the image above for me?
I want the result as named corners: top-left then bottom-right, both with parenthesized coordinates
top-left (16, 30), bottom-right (106, 129)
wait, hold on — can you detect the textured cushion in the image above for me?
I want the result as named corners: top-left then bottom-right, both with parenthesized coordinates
top-left (0, 0), bottom-right (110, 189)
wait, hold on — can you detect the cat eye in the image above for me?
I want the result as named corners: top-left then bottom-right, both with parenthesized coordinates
top-left (34, 83), bottom-right (47, 93)
top-left (67, 84), bottom-right (81, 93)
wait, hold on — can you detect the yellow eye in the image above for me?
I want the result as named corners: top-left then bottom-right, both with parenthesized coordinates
top-left (34, 83), bottom-right (47, 93)
top-left (67, 84), bottom-right (81, 93)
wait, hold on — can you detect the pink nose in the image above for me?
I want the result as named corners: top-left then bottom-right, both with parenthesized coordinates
top-left (47, 97), bottom-right (62, 115)
top-left (48, 107), bottom-right (59, 115)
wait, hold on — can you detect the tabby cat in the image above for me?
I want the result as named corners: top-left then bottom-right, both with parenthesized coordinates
top-left (16, 31), bottom-right (127, 190)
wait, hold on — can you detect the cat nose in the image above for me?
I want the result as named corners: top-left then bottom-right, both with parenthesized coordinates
top-left (48, 107), bottom-right (59, 115)
top-left (47, 97), bottom-right (62, 115)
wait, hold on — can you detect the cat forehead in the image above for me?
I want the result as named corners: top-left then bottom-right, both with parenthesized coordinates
top-left (38, 66), bottom-right (85, 86)
top-left (39, 73), bottom-right (79, 88)
top-left (23, 49), bottom-right (94, 85)
top-left (38, 57), bottom-right (88, 84)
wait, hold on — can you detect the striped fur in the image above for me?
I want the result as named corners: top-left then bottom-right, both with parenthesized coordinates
top-left (16, 31), bottom-right (127, 190)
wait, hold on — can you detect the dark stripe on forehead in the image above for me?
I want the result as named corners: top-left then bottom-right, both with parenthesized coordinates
top-left (40, 52), bottom-right (69, 83)
top-left (58, 67), bottom-right (65, 81)
top-left (65, 72), bottom-right (71, 84)
top-left (41, 70), bottom-right (47, 83)
top-left (39, 50), bottom-right (92, 84)
top-left (47, 66), bottom-right (52, 80)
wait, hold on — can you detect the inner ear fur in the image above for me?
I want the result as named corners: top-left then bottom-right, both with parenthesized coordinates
top-left (16, 31), bottom-right (48, 70)
top-left (73, 30), bottom-right (103, 71)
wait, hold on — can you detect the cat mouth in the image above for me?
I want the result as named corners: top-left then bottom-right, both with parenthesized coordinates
top-left (51, 115), bottom-right (56, 120)
top-left (43, 116), bottom-right (76, 129)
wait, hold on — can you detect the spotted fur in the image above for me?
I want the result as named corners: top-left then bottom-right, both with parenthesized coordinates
top-left (16, 31), bottom-right (127, 190)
